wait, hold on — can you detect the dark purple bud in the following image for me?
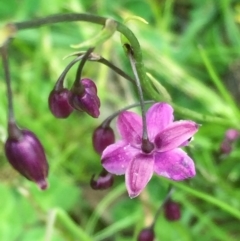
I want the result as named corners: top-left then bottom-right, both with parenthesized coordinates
top-left (164, 200), bottom-right (181, 221)
top-left (5, 123), bottom-right (49, 190)
top-left (48, 88), bottom-right (73, 118)
top-left (137, 228), bottom-right (155, 241)
top-left (92, 126), bottom-right (115, 154)
top-left (69, 78), bottom-right (100, 118)
top-left (220, 140), bottom-right (232, 155)
top-left (90, 169), bottom-right (114, 190)
top-left (225, 129), bottom-right (239, 143)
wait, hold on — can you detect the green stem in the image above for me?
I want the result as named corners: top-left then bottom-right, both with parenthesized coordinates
top-left (98, 57), bottom-right (135, 83)
top-left (93, 213), bottom-right (140, 241)
top-left (0, 44), bottom-right (15, 123)
top-left (74, 48), bottom-right (94, 85)
top-left (9, 13), bottom-right (154, 98)
top-left (127, 45), bottom-right (154, 153)
top-left (55, 208), bottom-right (93, 241)
top-left (85, 183), bottom-right (126, 235)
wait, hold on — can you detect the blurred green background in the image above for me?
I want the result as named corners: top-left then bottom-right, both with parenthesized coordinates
top-left (0, 0), bottom-right (240, 240)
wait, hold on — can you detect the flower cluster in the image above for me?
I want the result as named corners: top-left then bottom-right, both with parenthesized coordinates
top-left (1, 16), bottom-right (199, 201)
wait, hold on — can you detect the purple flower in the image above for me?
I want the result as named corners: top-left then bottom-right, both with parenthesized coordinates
top-left (101, 103), bottom-right (199, 198)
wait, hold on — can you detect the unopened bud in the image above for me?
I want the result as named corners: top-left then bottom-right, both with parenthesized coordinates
top-left (220, 140), bottom-right (232, 154)
top-left (69, 78), bottom-right (100, 118)
top-left (225, 129), bottom-right (239, 143)
top-left (5, 123), bottom-right (49, 190)
top-left (90, 169), bottom-right (114, 190)
top-left (164, 200), bottom-right (181, 221)
top-left (48, 88), bottom-right (73, 118)
top-left (137, 228), bottom-right (155, 241)
top-left (92, 125), bottom-right (115, 154)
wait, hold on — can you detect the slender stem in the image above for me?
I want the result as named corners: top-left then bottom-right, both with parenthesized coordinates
top-left (56, 208), bottom-right (93, 241)
top-left (150, 187), bottom-right (174, 228)
top-left (85, 183), bottom-right (126, 235)
top-left (55, 55), bottom-right (85, 90)
top-left (101, 100), bottom-right (155, 128)
top-left (127, 46), bottom-right (147, 138)
top-left (74, 47), bottom-right (94, 85)
top-left (0, 44), bottom-right (15, 123)
top-left (44, 209), bottom-right (57, 241)
top-left (98, 57), bottom-right (135, 83)
top-left (126, 45), bottom-right (154, 153)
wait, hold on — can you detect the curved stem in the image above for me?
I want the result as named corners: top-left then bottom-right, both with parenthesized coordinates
top-left (9, 13), bottom-right (155, 98)
top-left (74, 48), bottom-right (94, 86)
top-left (1, 44), bottom-right (15, 123)
top-left (55, 55), bottom-right (85, 90)
top-left (101, 100), bottom-right (155, 128)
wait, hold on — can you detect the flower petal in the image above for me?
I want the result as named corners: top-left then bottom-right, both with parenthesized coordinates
top-left (154, 148), bottom-right (195, 180)
top-left (117, 111), bottom-right (142, 145)
top-left (101, 141), bottom-right (138, 175)
top-left (155, 120), bottom-right (199, 152)
top-left (146, 102), bottom-right (174, 140)
top-left (125, 153), bottom-right (154, 198)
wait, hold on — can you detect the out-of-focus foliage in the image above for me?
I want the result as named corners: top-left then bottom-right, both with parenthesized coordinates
top-left (0, 0), bottom-right (240, 240)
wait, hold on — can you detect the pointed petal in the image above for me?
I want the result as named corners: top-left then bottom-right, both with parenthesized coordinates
top-left (146, 103), bottom-right (174, 140)
top-left (117, 111), bottom-right (142, 145)
top-left (125, 153), bottom-right (154, 198)
top-left (155, 121), bottom-right (199, 152)
top-left (154, 149), bottom-right (195, 180)
top-left (101, 141), bottom-right (138, 175)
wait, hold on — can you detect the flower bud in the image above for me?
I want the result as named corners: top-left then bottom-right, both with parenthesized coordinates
top-left (137, 228), bottom-right (155, 241)
top-left (164, 200), bottom-right (181, 221)
top-left (48, 88), bottom-right (73, 118)
top-left (225, 129), bottom-right (239, 143)
top-left (92, 126), bottom-right (115, 154)
top-left (220, 140), bottom-right (232, 154)
top-left (90, 169), bottom-right (114, 190)
top-left (5, 123), bottom-right (49, 190)
top-left (69, 78), bottom-right (100, 118)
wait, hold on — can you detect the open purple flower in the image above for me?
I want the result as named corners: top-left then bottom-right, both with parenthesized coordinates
top-left (101, 102), bottom-right (199, 198)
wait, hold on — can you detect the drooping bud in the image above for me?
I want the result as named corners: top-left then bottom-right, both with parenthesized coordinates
top-left (164, 200), bottom-right (181, 221)
top-left (5, 122), bottom-right (49, 190)
top-left (92, 125), bottom-right (115, 154)
top-left (69, 78), bottom-right (100, 118)
top-left (137, 228), bottom-right (155, 241)
top-left (90, 169), bottom-right (114, 190)
top-left (225, 129), bottom-right (239, 143)
top-left (220, 140), bottom-right (232, 154)
top-left (48, 88), bottom-right (73, 118)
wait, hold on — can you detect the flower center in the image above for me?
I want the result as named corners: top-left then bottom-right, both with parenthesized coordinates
top-left (141, 139), bottom-right (155, 154)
